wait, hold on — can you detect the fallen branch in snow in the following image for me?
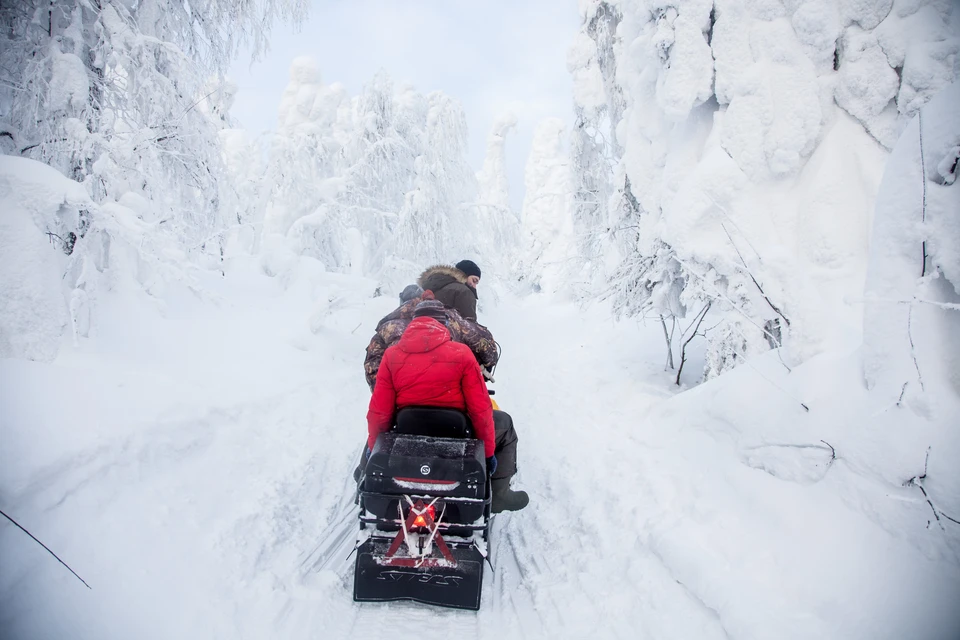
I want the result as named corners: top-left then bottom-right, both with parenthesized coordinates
top-left (903, 448), bottom-right (959, 530)
top-left (675, 302), bottom-right (711, 385)
top-left (819, 440), bottom-right (836, 462)
top-left (0, 509), bottom-right (91, 589)
top-left (858, 295), bottom-right (960, 312)
top-left (896, 382), bottom-right (908, 406)
top-left (915, 298), bottom-right (960, 311)
top-left (906, 477), bottom-right (944, 531)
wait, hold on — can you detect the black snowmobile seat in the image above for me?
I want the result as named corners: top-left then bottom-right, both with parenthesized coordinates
top-left (395, 406), bottom-right (474, 439)
top-left (363, 407), bottom-right (485, 522)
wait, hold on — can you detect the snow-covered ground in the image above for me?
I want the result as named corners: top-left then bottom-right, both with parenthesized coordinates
top-left (4, 1), bottom-right (959, 637)
top-left (3, 256), bottom-right (958, 639)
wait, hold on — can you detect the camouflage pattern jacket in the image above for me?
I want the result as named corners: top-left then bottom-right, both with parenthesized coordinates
top-left (363, 297), bottom-right (498, 390)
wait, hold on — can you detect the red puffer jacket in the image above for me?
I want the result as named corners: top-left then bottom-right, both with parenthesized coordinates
top-left (366, 317), bottom-right (496, 457)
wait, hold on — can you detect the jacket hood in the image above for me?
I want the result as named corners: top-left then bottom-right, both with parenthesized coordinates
top-left (375, 297), bottom-right (420, 331)
top-left (397, 317), bottom-right (451, 354)
top-left (418, 264), bottom-right (467, 291)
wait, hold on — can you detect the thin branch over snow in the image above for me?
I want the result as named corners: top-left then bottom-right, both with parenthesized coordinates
top-left (721, 223), bottom-right (792, 329)
top-left (907, 305), bottom-right (925, 392)
top-left (919, 111), bottom-right (928, 278)
top-left (675, 302), bottom-right (711, 385)
top-left (859, 295), bottom-right (960, 311)
top-left (731, 350), bottom-right (810, 412)
top-left (819, 440), bottom-right (836, 462)
top-left (660, 314), bottom-right (675, 370)
top-left (1, 509), bottom-right (91, 589)
top-left (903, 447), bottom-right (960, 530)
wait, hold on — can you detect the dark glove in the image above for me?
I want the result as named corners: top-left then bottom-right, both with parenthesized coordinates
top-left (364, 446), bottom-right (371, 460)
top-left (486, 455), bottom-right (497, 476)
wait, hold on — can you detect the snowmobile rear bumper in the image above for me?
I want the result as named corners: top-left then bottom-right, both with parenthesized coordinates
top-left (353, 536), bottom-right (484, 610)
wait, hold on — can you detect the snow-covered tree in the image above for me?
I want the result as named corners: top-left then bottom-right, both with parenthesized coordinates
top-left (256, 61), bottom-right (483, 289)
top-left (220, 126), bottom-right (267, 255)
top-left (520, 118), bottom-right (576, 293)
top-left (1, 0), bottom-right (306, 240)
top-left (391, 91), bottom-right (478, 267)
top-left (568, 0), bottom-right (625, 282)
top-left (471, 112), bottom-right (522, 277)
top-left (0, 0), bottom-right (306, 350)
top-left (568, 0), bottom-right (960, 382)
top-left (261, 58), bottom-right (351, 269)
top-left (476, 113), bottom-right (518, 210)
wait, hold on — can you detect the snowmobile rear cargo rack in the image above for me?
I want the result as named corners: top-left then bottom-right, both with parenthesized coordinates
top-left (353, 429), bottom-right (491, 611)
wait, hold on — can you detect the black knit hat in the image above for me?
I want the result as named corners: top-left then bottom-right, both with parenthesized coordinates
top-left (413, 300), bottom-right (447, 322)
top-left (455, 259), bottom-right (481, 279)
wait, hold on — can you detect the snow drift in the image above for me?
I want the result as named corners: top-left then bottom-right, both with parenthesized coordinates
top-left (0, 157), bottom-right (91, 361)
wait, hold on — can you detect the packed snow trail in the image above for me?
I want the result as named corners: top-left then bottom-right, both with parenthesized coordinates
top-left (2, 265), bottom-right (959, 639)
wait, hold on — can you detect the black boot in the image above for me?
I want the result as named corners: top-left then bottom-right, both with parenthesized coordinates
top-left (491, 478), bottom-right (529, 513)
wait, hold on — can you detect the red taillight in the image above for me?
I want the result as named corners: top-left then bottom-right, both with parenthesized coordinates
top-left (412, 505), bottom-right (436, 527)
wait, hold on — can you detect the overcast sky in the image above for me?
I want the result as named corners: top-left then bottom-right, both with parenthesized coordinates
top-left (228, 0), bottom-right (579, 209)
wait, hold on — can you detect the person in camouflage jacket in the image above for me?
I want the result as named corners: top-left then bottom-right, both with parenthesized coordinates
top-left (364, 297), bottom-right (498, 391)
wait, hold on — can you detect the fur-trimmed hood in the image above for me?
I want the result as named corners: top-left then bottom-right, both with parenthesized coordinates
top-left (417, 264), bottom-right (468, 291)
top-left (417, 264), bottom-right (478, 320)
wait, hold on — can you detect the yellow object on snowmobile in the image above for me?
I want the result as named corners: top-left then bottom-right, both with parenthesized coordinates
top-left (490, 397), bottom-right (500, 410)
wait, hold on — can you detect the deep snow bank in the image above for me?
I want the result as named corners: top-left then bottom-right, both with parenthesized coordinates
top-left (0, 253), bottom-right (385, 639)
top-left (641, 343), bottom-right (960, 639)
top-left (0, 157), bottom-right (92, 361)
top-left (2, 264), bottom-right (958, 639)
top-left (863, 81), bottom-right (960, 407)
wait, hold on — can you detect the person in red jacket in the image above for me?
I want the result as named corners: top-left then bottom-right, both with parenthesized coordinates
top-left (366, 300), bottom-right (529, 513)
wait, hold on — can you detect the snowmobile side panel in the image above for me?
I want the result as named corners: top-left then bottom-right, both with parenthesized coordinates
top-left (353, 538), bottom-right (484, 611)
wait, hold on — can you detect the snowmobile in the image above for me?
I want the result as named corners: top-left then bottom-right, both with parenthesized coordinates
top-left (353, 406), bottom-right (492, 610)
